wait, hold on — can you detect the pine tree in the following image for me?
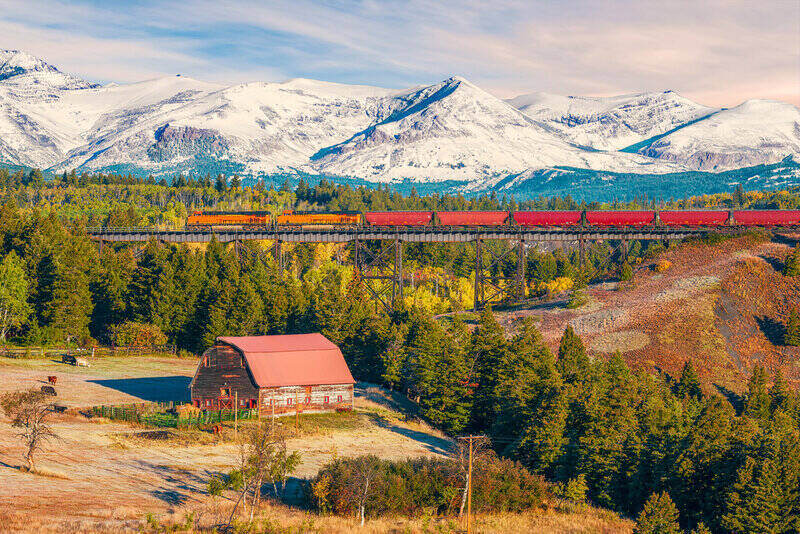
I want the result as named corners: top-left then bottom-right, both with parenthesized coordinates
top-left (557, 325), bottom-right (589, 384)
top-left (733, 183), bottom-right (746, 207)
top-left (721, 454), bottom-right (782, 532)
top-left (202, 280), bottom-right (235, 349)
top-left (407, 315), bottom-right (471, 433)
top-left (468, 307), bottom-right (508, 431)
top-left (770, 370), bottom-right (793, 415)
top-left (90, 251), bottom-right (135, 340)
top-left (676, 360), bottom-right (703, 400)
top-left (745, 365), bottom-right (771, 421)
top-left (46, 238), bottom-right (94, 344)
top-left (689, 523), bottom-right (711, 534)
top-left (785, 308), bottom-right (800, 346)
top-left (783, 247), bottom-right (800, 276)
top-left (634, 492), bottom-right (681, 534)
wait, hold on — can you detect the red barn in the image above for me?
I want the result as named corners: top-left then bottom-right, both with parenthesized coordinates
top-left (190, 334), bottom-right (355, 416)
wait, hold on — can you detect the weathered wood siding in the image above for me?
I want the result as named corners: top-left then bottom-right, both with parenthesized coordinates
top-left (258, 384), bottom-right (354, 417)
top-left (191, 344), bottom-right (259, 408)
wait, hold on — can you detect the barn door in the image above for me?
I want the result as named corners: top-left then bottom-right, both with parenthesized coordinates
top-left (218, 387), bottom-right (234, 409)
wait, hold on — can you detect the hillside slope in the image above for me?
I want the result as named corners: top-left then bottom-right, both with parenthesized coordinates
top-left (498, 234), bottom-right (800, 393)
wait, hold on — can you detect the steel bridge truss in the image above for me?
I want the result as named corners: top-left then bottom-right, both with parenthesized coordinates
top-left (87, 225), bottom-right (711, 312)
top-left (352, 238), bottom-right (403, 313)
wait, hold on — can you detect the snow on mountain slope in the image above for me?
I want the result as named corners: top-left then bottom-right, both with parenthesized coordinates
top-left (636, 100), bottom-right (800, 170)
top-left (0, 50), bottom-right (97, 93)
top-left (311, 77), bottom-right (680, 182)
top-left (507, 90), bottom-right (716, 151)
top-left (54, 77), bottom-right (398, 174)
top-left (0, 50), bottom-right (103, 166)
top-left (0, 50), bottom-right (797, 187)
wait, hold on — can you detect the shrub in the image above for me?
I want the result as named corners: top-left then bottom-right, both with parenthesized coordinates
top-left (308, 453), bottom-right (548, 520)
top-left (784, 247), bottom-right (800, 276)
top-left (537, 277), bottom-right (574, 297)
top-left (566, 289), bottom-right (588, 309)
top-left (108, 321), bottom-right (167, 346)
top-left (654, 260), bottom-right (672, 273)
top-left (620, 263), bottom-right (633, 282)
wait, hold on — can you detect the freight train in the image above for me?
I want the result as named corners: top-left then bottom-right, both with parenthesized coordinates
top-left (186, 209), bottom-right (800, 229)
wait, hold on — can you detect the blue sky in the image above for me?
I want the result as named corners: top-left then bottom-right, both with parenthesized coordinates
top-left (1, 0), bottom-right (798, 106)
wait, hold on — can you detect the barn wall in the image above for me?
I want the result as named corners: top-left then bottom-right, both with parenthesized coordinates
top-left (191, 345), bottom-right (259, 408)
top-left (258, 384), bottom-right (354, 417)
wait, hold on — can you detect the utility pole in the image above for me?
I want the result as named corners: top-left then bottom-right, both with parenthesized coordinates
top-left (234, 391), bottom-right (238, 440)
top-left (458, 435), bottom-right (484, 534)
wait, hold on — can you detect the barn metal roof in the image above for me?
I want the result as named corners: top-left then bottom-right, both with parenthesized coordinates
top-left (216, 334), bottom-right (355, 388)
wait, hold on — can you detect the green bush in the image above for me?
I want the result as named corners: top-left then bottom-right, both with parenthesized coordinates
top-left (309, 453), bottom-right (548, 519)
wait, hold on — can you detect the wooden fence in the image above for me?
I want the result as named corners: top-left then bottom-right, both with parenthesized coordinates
top-left (92, 401), bottom-right (256, 429)
top-left (1, 344), bottom-right (177, 359)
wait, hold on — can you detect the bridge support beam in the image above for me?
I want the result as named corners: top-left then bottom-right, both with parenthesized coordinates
top-left (353, 237), bottom-right (404, 313)
top-left (272, 240), bottom-right (284, 271)
top-left (473, 238), bottom-right (523, 311)
top-left (516, 238), bottom-right (526, 300)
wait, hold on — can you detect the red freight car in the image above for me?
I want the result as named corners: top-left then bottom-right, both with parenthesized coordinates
top-left (733, 210), bottom-right (800, 226)
top-left (659, 210), bottom-right (729, 226)
top-left (585, 211), bottom-right (655, 226)
top-left (513, 211), bottom-right (583, 226)
top-left (437, 211), bottom-right (509, 226)
top-left (364, 211), bottom-right (434, 226)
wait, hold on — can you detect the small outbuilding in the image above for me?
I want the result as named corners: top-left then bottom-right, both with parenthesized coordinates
top-left (190, 333), bottom-right (355, 416)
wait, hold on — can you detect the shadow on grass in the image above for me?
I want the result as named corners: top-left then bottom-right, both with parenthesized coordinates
top-left (759, 255), bottom-right (785, 273)
top-left (88, 376), bottom-right (191, 403)
top-left (756, 315), bottom-right (786, 345)
top-left (368, 413), bottom-right (452, 456)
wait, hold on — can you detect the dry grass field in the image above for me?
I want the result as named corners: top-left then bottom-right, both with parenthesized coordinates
top-left (0, 356), bottom-right (633, 532)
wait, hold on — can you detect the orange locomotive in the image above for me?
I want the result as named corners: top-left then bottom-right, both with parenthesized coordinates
top-left (186, 210), bottom-right (362, 228)
top-left (276, 210), bottom-right (361, 226)
top-left (186, 211), bottom-right (272, 228)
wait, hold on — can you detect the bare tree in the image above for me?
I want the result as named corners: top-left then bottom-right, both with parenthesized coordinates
top-left (1, 389), bottom-right (58, 472)
top-left (347, 455), bottom-right (382, 526)
top-left (222, 423), bottom-right (301, 528)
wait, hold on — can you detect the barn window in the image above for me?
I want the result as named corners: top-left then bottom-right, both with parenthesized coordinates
top-left (304, 396), bottom-right (311, 404)
top-left (324, 396), bottom-right (329, 404)
top-left (221, 387), bottom-right (230, 397)
top-left (206, 399), bottom-right (212, 407)
top-left (337, 395), bottom-right (343, 402)
top-left (287, 398), bottom-right (293, 405)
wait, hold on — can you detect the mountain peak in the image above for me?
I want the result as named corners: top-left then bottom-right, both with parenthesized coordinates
top-left (0, 49), bottom-right (97, 90)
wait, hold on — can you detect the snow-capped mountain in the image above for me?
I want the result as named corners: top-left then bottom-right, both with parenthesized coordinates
top-left (0, 50), bottom-right (97, 93)
top-left (507, 90), bottom-right (717, 151)
top-left (635, 99), bottom-right (800, 170)
top-left (311, 77), bottom-right (677, 181)
top-left (0, 50), bottom-right (798, 190)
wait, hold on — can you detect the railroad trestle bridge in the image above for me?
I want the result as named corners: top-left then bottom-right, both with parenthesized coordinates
top-left (87, 226), bottom-right (710, 311)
